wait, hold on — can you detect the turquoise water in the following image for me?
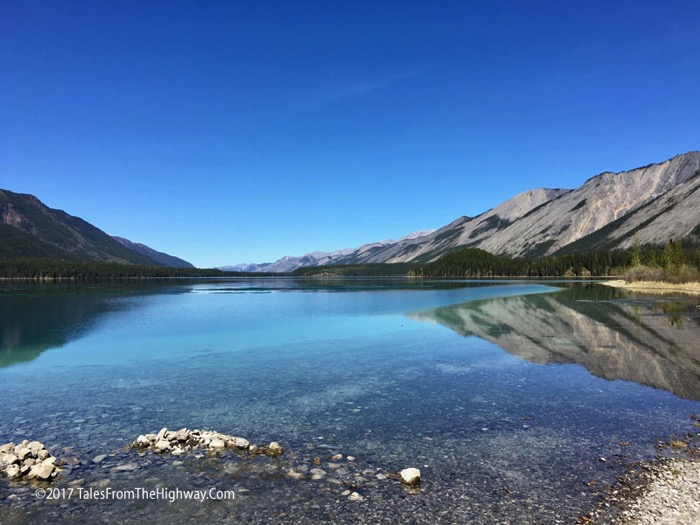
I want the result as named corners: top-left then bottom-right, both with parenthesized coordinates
top-left (1, 279), bottom-right (699, 524)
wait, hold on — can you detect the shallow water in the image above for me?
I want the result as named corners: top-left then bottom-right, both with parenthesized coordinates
top-left (1, 279), bottom-right (699, 524)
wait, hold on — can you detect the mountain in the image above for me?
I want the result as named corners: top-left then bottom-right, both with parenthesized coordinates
top-left (558, 167), bottom-right (700, 252)
top-left (222, 188), bottom-right (571, 271)
top-left (112, 236), bottom-right (194, 268)
top-left (478, 151), bottom-right (700, 257)
top-left (220, 229), bottom-right (436, 273)
top-left (332, 188), bottom-right (571, 264)
top-left (0, 222), bottom-right (74, 260)
top-left (223, 151), bottom-right (700, 272)
top-left (0, 189), bottom-right (193, 267)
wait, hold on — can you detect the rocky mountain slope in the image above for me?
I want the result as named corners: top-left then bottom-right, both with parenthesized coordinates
top-left (0, 189), bottom-right (193, 267)
top-left (562, 168), bottom-right (700, 252)
top-left (478, 151), bottom-right (700, 257)
top-left (112, 236), bottom-right (194, 268)
top-left (332, 188), bottom-right (571, 264)
top-left (226, 151), bottom-right (700, 272)
top-left (221, 230), bottom-right (436, 273)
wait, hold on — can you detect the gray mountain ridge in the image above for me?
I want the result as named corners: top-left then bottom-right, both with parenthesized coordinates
top-left (224, 151), bottom-right (700, 272)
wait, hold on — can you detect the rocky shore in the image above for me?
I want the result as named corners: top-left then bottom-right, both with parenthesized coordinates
top-left (582, 458), bottom-right (700, 525)
top-left (582, 427), bottom-right (700, 524)
top-left (601, 279), bottom-right (700, 295)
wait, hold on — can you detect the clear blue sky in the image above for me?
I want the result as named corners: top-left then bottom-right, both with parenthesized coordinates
top-left (2, 1), bottom-right (699, 268)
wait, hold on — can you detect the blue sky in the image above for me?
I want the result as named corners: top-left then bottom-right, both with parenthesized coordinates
top-left (2, 1), bottom-right (699, 268)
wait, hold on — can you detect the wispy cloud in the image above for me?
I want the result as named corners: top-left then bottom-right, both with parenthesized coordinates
top-left (296, 69), bottom-right (423, 108)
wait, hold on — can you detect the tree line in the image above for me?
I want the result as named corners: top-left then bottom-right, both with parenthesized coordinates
top-left (3, 242), bottom-right (698, 280)
top-left (0, 258), bottom-right (276, 279)
top-left (414, 242), bottom-right (700, 278)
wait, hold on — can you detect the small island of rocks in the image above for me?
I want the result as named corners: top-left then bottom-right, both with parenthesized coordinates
top-left (0, 440), bottom-right (62, 482)
top-left (130, 427), bottom-right (284, 457)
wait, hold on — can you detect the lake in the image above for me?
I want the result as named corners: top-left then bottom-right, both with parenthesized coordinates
top-left (1, 278), bottom-right (699, 524)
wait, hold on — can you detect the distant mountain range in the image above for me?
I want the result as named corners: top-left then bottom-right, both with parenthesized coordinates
top-left (0, 189), bottom-right (193, 268)
top-left (223, 151), bottom-right (700, 272)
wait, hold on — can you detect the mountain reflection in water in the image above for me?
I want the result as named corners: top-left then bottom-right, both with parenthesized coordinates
top-left (410, 285), bottom-right (700, 400)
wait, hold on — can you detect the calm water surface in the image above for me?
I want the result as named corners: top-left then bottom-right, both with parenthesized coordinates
top-left (1, 278), bottom-right (699, 524)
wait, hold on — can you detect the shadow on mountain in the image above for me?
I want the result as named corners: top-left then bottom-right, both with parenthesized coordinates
top-left (409, 285), bottom-right (700, 400)
top-left (0, 282), bottom-right (187, 368)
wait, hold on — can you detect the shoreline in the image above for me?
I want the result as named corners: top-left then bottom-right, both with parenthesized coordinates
top-left (583, 426), bottom-right (700, 524)
top-left (584, 458), bottom-right (700, 525)
top-left (600, 279), bottom-right (700, 295)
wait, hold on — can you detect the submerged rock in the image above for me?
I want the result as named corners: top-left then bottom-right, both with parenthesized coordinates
top-left (267, 442), bottom-right (284, 456)
top-left (348, 491), bottom-right (364, 502)
top-left (310, 468), bottom-right (327, 480)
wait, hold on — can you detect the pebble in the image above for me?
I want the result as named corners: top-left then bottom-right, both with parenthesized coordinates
top-left (310, 468), bottom-right (327, 480)
top-left (112, 462), bottom-right (138, 472)
top-left (348, 492), bottom-right (364, 502)
top-left (287, 469), bottom-right (305, 480)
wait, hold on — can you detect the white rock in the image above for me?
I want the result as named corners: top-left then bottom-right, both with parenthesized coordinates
top-left (348, 492), bottom-right (364, 502)
top-left (1, 453), bottom-right (18, 466)
top-left (155, 440), bottom-right (171, 452)
top-left (286, 469), bottom-right (305, 480)
top-left (16, 448), bottom-right (32, 461)
top-left (0, 443), bottom-right (15, 454)
top-left (209, 438), bottom-right (226, 449)
top-left (400, 467), bottom-right (421, 486)
top-left (309, 468), bottom-right (326, 480)
top-left (156, 427), bottom-right (169, 441)
top-left (173, 428), bottom-right (189, 442)
top-left (27, 441), bottom-right (44, 454)
top-left (234, 437), bottom-right (250, 449)
top-left (5, 464), bottom-right (20, 479)
top-left (29, 462), bottom-right (55, 480)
